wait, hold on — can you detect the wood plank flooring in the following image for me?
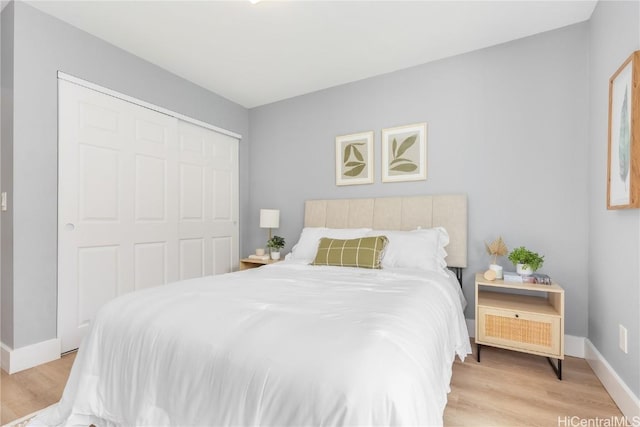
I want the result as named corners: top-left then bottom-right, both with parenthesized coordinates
top-left (444, 344), bottom-right (622, 426)
top-left (1, 352), bottom-right (76, 425)
top-left (0, 343), bottom-right (623, 426)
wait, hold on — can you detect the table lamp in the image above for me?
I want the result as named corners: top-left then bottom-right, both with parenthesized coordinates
top-left (260, 209), bottom-right (280, 241)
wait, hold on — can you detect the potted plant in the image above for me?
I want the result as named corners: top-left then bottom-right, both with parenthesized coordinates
top-left (508, 246), bottom-right (544, 275)
top-left (266, 235), bottom-right (285, 260)
top-left (485, 236), bottom-right (508, 279)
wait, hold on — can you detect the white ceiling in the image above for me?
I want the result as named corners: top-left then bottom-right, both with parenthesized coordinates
top-left (27, 0), bottom-right (597, 108)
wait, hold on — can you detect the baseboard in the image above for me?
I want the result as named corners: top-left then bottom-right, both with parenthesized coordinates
top-left (0, 343), bottom-right (9, 373)
top-left (465, 319), bottom-right (585, 357)
top-left (0, 338), bottom-right (60, 374)
top-left (585, 339), bottom-right (640, 420)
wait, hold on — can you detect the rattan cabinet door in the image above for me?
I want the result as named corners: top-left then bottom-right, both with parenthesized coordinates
top-left (477, 306), bottom-right (561, 357)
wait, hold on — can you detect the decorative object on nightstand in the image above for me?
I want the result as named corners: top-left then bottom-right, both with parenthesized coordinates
top-left (485, 236), bottom-right (508, 279)
top-left (266, 235), bottom-right (285, 260)
top-left (483, 269), bottom-right (497, 281)
top-left (502, 271), bottom-right (524, 283)
top-left (508, 246), bottom-right (544, 276)
top-left (475, 272), bottom-right (565, 379)
top-left (260, 209), bottom-right (280, 241)
top-left (258, 209), bottom-right (282, 260)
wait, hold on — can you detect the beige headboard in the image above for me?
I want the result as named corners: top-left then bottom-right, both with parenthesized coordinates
top-left (304, 195), bottom-right (467, 268)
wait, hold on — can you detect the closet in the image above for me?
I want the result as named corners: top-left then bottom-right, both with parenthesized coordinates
top-left (58, 77), bottom-right (239, 352)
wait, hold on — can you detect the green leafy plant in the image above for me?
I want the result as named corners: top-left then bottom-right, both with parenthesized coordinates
top-left (389, 134), bottom-right (418, 172)
top-left (343, 142), bottom-right (366, 177)
top-left (266, 235), bottom-right (285, 250)
top-left (508, 246), bottom-right (544, 271)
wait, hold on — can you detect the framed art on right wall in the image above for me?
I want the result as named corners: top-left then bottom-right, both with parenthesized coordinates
top-left (608, 50), bottom-right (640, 209)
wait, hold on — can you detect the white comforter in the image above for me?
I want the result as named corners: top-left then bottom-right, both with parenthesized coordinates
top-left (34, 262), bottom-right (471, 427)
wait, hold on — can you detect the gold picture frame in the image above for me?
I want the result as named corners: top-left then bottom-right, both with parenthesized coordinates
top-left (607, 51), bottom-right (640, 209)
top-left (381, 123), bottom-right (427, 183)
top-left (335, 131), bottom-right (374, 186)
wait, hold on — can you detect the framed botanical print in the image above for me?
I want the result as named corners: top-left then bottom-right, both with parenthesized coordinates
top-left (335, 131), bottom-right (374, 186)
top-left (381, 123), bottom-right (427, 183)
top-left (608, 51), bottom-right (640, 209)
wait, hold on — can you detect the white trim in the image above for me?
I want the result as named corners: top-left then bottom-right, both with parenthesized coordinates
top-left (0, 339), bottom-right (61, 374)
top-left (56, 71), bottom-right (242, 140)
top-left (0, 343), bottom-right (9, 372)
top-left (465, 319), bottom-right (585, 357)
top-left (585, 339), bottom-right (640, 420)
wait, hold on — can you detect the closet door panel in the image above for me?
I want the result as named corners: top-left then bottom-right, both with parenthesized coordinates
top-left (134, 241), bottom-right (167, 290)
top-left (177, 121), bottom-right (238, 278)
top-left (130, 105), bottom-right (180, 287)
top-left (59, 81), bottom-right (134, 352)
top-left (59, 79), bottom-right (239, 353)
top-left (179, 237), bottom-right (205, 280)
top-left (212, 237), bottom-right (233, 275)
top-left (134, 155), bottom-right (166, 221)
top-left (59, 81), bottom-right (177, 352)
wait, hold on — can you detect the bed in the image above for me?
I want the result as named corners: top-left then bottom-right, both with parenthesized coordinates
top-left (33, 195), bottom-right (471, 427)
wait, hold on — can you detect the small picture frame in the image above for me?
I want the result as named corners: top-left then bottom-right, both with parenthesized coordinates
top-left (381, 123), bottom-right (427, 183)
top-left (607, 51), bottom-right (640, 209)
top-left (335, 131), bottom-right (374, 186)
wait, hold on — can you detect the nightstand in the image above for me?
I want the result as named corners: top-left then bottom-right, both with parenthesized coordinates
top-left (239, 258), bottom-right (281, 271)
top-left (475, 272), bottom-right (565, 379)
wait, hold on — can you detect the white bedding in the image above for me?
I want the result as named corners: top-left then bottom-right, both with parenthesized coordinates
top-left (34, 262), bottom-right (471, 427)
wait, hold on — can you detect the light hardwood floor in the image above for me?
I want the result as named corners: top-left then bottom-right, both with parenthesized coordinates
top-left (445, 345), bottom-right (622, 426)
top-left (1, 351), bottom-right (76, 425)
top-left (1, 343), bottom-right (623, 426)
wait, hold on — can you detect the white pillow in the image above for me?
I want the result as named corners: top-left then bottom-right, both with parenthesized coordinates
top-left (366, 227), bottom-right (449, 272)
top-left (288, 227), bottom-right (372, 261)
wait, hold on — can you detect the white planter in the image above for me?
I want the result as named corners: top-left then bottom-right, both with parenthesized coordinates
top-left (270, 251), bottom-right (281, 260)
top-left (489, 264), bottom-right (503, 279)
top-left (516, 263), bottom-right (533, 275)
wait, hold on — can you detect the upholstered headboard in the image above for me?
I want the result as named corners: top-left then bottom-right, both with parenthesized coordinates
top-left (304, 195), bottom-right (467, 268)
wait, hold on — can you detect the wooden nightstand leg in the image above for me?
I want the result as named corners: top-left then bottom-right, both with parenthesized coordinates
top-left (547, 357), bottom-right (562, 380)
top-left (477, 343), bottom-right (481, 363)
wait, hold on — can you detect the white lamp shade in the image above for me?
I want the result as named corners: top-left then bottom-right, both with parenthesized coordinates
top-left (260, 209), bottom-right (280, 228)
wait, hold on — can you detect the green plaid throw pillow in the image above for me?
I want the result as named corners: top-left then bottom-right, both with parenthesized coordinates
top-left (311, 236), bottom-right (388, 269)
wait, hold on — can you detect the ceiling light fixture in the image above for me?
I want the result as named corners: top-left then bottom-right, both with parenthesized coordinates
top-left (249, 0), bottom-right (262, 4)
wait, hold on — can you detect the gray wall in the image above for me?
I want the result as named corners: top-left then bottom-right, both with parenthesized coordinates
top-left (248, 23), bottom-right (590, 336)
top-left (4, 3), bottom-right (637, 399)
top-left (3, 2), bottom-right (249, 349)
top-left (1, 1), bottom-right (14, 348)
top-left (588, 1), bottom-right (640, 397)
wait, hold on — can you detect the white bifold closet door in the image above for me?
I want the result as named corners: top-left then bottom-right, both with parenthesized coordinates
top-left (58, 79), bottom-right (239, 352)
